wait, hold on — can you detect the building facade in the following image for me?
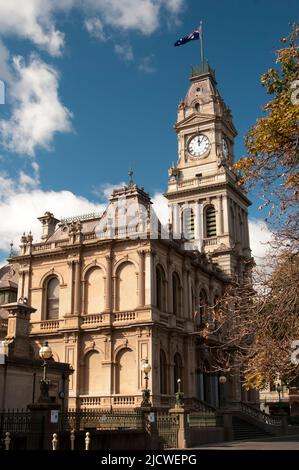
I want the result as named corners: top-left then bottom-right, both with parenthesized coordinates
top-left (8, 64), bottom-right (254, 410)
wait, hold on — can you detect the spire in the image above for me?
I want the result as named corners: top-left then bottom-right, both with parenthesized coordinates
top-left (128, 168), bottom-right (134, 187)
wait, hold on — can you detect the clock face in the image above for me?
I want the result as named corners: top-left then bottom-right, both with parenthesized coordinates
top-left (188, 134), bottom-right (210, 157)
top-left (222, 137), bottom-right (229, 159)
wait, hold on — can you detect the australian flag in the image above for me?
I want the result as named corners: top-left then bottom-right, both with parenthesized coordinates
top-left (174, 26), bottom-right (202, 47)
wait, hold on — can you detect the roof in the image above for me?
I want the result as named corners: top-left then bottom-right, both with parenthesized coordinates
top-left (0, 263), bottom-right (19, 290)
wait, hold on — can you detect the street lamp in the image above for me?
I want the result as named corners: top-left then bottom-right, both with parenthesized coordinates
top-left (141, 359), bottom-right (151, 407)
top-left (38, 341), bottom-right (53, 403)
top-left (175, 378), bottom-right (184, 408)
top-left (276, 383), bottom-right (283, 408)
top-left (219, 375), bottom-right (227, 408)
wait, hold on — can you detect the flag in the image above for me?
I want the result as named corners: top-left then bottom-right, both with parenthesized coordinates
top-left (174, 26), bottom-right (202, 47)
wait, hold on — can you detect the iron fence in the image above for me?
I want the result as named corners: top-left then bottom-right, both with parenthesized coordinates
top-left (59, 409), bottom-right (145, 432)
top-left (0, 410), bottom-right (31, 433)
top-left (156, 412), bottom-right (179, 448)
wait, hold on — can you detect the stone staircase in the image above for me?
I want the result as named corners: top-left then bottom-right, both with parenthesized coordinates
top-left (232, 416), bottom-right (274, 440)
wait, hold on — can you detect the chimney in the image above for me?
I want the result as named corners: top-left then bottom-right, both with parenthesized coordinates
top-left (4, 298), bottom-right (36, 358)
top-left (38, 212), bottom-right (60, 240)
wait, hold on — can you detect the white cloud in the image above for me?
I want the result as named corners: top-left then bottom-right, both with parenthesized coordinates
top-left (152, 191), bottom-right (168, 224)
top-left (114, 44), bottom-right (134, 62)
top-left (138, 54), bottom-right (156, 73)
top-left (0, 40), bottom-right (11, 83)
top-left (0, 0), bottom-right (69, 56)
top-left (0, 172), bottom-right (105, 254)
top-left (248, 218), bottom-right (273, 262)
top-left (0, 53), bottom-right (72, 156)
top-left (0, 179), bottom-right (273, 267)
top-left (0, 1), bottom-right (184, 54)
top-left (84, 17), bottom-right (106, 41)
top-left (92, 182), bottom-right (126, 200)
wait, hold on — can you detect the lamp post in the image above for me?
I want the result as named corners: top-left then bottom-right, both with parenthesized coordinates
top-left (141, 359), bottom-right (152, 407)
top-left (276, 383), bottom-right (283, 409)
top-left (219, 375), bottom-right (227, 408)
top-left (175, 378), bottom-right (184, 408)
top-left (38, 341), bottom-right (53, 403)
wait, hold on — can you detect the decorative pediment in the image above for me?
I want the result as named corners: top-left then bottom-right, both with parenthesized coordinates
top-left (174, 112), bottom-right (215, 130)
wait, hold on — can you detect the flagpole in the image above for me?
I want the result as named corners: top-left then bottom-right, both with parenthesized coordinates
top-left (200, 20), bottom-right (204, 66)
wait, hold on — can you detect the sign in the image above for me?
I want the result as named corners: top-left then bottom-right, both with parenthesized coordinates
top-left (50, 410), bottom-right (59, 424)
top-left (148, 412), bottom-right (155, 423)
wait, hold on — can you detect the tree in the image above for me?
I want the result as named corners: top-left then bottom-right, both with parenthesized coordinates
top-left (235, 23), bottom-right (299, 251)
top-left (206, 253), bottom-right (299, 390)
top-left (204, 25), bottom-right (299, 390)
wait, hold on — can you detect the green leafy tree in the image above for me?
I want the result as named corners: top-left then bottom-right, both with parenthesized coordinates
top-left (235, 23), bottom-right (299, 250)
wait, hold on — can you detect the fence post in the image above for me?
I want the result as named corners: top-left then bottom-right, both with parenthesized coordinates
top-left (70, 429), bottom-right (75, 450)
top-left (142, 409), bottom-right (160, 450)
top-left (221, 410), bottom-right (233, 441)
top-left (4, 432), bottom-right (11, 450)
top-left (85, 431), bottom-right (90, 450)
top-left (279, 413), bottom-right (289, 435)
top-left (52, 433), bottom-right (58, 450)
top-left (169, 408), bottom-right (190, 449)
top-left (27, 403), bottom-right (61, 450)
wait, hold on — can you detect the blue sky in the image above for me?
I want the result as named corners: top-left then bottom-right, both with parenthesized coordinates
top-left (0, 0), bottom-right (297, 263)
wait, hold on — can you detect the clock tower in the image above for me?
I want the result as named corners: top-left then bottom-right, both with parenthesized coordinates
top-left (165, 63), bottom-right (251, 276)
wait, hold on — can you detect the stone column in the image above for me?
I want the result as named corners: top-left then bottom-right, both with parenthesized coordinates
top-left (172, 203), bottom-right (180, 238)
top-left (67, 260), bottom-right (74, 315)
top-left (137, 250), bottom-right (146, 307)
top-left (112, 276), bottom-right (117, 311)
top-left (105, 255), bottom-right (113, 312)
top-left (169, 408), bottom-right (190, 449)
top-left (222, 195), bottom-right (229, 233)
top-left (182, 266), bottom-right (189, 318)
top-left (73, 260), bottom-right (81, 315)
top-left (194, 201), bottom-right (201, 241)
top-left (167, 258), bottom-right (173, 314)
top-left (145, 250), bottom-right (154, 306)
top-left (219, 195), bottom-right (224, 234)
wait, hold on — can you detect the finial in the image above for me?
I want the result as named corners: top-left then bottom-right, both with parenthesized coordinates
top-left (9, 241), bottom-right (14, 257)
top-left (128, 168), bottom-right (134, 187)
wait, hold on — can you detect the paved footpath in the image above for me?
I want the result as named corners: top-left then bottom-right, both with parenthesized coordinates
top-left (192, 435), bottom-right (299, 450)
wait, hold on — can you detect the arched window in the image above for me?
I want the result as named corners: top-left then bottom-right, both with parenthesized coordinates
top-left (206, 205), bottom-right (216, 238)
top-left (115, 348), bottom-right (136, 394)
top-left (85, 267), bottom-right (105, 314)
top-left (172, 272), bottom-right (180, 316)
top-left (156, 265), bottom-right (165, 311)
top-left (182, 208), bottom-right (195, 240)
top-left (46, 277), bottom-right (59, 320)
top-left (195, 289), bottom-right (208, 327)
top-left (173, 353), bottom-right (183, 393)
top-left (160, 349), bottom-right (168, 394)
top-left (83, 351), bottom-right (101, 395)
top-left (116, 262), bottom-right (137, 311)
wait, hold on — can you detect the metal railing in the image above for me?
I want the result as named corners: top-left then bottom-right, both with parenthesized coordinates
top-left (184, 397), bottom-right (216, 412)
top-left (237, 401), bottom-right (282, 426)
top-left (157, 412), bottom-right (179, 448)
top-left (0, 410), bottom-right (31, 434)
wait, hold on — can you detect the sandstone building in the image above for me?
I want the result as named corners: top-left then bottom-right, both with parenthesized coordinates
top-left (5, 63), bottom-right (254, 410)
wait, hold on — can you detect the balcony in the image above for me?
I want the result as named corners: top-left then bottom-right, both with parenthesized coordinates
top-left (30, 309), bottom-right (153, 335)
top-left (78, 395), bottom-right (142, 409)
top-left (30, 319), bottom-right (62, 334)
top-left (168, 173), bottom-right (227, 193)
